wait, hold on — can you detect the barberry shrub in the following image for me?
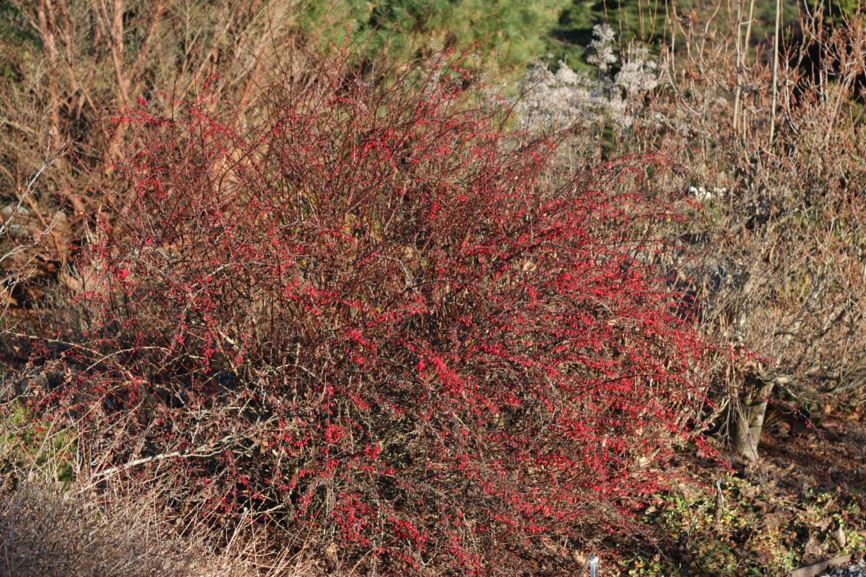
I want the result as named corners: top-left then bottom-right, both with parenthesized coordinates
top-left (70, 54), bottom-right (705, 575)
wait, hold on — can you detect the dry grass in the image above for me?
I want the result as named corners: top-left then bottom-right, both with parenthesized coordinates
top-left (1, 482), bottom-right (200, 577)
top-left (0, 479), bottom-right (313, 577)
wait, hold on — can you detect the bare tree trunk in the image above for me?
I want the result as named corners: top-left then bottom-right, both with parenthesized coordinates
top-left (768, 0), bottom-right (782, 147)
top-left (36, 0), bottom-right (62, 149)
top-left (734, 378), bottom-right (775, 461)
top-left (733, 0), bottom-right (756, 135)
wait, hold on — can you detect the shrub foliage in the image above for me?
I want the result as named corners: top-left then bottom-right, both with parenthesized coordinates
top-left (55, 54), bottom-right (707, 574)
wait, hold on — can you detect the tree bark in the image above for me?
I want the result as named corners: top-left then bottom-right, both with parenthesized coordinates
top-left (734, 378), bottom-right (775, 461)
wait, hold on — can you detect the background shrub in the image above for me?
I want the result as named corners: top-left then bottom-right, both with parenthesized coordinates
top-left (513, 12), bottom-right (866, 458)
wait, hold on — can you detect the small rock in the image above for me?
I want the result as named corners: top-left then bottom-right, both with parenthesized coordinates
top-left (832, 524), bottom-right (847, 549)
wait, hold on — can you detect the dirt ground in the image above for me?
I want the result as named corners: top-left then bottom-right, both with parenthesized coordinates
top-left (619, 411), bottom-right (866, 576)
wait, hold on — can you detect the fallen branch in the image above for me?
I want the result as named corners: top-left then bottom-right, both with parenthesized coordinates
top-left (90, 443), bottom-right (226, 481)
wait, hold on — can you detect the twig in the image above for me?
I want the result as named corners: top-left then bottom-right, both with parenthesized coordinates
top-left (90, 443), bottom-right (225, 481)
top-left (769, 0), bottom-right (782, 147)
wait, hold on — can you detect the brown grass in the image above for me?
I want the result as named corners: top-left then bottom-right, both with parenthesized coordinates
top-left (0, 479), bottom-right (311, 577)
